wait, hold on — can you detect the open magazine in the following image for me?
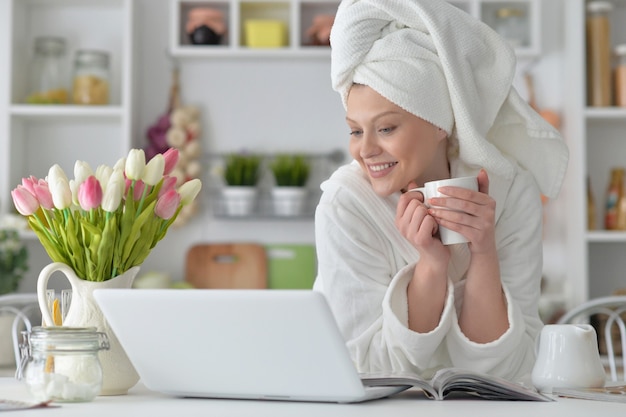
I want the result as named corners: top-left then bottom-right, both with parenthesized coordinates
top-left (361, 368), bottom-right (553, 401)
top-left (553, 385), bottom-right (626, 403)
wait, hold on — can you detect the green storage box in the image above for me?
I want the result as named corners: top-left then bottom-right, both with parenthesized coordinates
top-left (265, 244), bottom-right (316, 289)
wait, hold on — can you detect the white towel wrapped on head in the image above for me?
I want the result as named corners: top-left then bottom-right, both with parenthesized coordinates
top-left (330, 0), bottom-right (568, 199)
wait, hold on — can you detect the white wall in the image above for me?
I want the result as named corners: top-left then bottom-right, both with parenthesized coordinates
top-left (14, 0), bottom-right (568, 290)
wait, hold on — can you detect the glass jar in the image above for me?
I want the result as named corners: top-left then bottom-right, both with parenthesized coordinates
top-left (493, 7), bottom-right (528, 48)
top-left (26, 37), bottom-right (69, 104)
top-left (614, 44), bottom-right (626, 107)
top-left (18, 327), bottom-right (109, 403)
top-left (72, 50), bottom-right (110, 105)
top-left (586, 1), bottom-right (613, 107)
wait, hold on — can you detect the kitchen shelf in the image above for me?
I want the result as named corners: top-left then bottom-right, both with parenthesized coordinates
top-left (168, 45), bottom-right (331, 58)
top-left (0, 0), bottom-right (136, 220)
top-left (587, 231), bottom-right (626, 243)
top-left (584, 107), bottom-right (626, 119)
top-left (9, 105), bottom-right (125, 120)
top-left (564, 0), bottom-right (626, 307)
top-left (170, 0), bottom-right (541, 58)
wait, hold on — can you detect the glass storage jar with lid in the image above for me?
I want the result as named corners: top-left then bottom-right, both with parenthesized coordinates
top-left (493, 7), bottom-right (529, 48)
top-left (586, 1), bottom-right (613, 107)
top-left (18, 326), bottom-right (110, 403)
top-left (614, 44), bottom-right (626, 107)
top-left (72, 50), bottom-right (110, 105)
top-left (26, 37), bottom-right (69, 104)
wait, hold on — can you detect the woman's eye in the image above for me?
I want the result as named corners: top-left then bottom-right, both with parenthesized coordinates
top-left (379, 126), bottom-right (394, 134)
top-left (349, 129), bottom-right (363, 137)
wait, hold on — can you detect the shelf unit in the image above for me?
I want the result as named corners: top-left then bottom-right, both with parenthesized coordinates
top-left (170, 0), bottom-right (340, 58)
top-left (564, 0), bottom-right (626, 308)
top-left (169, 0), bottom-right (541, 58)
top-left (0, 0), bottom-right (135, 220)
top-left (204, 149), bottom-right (345, 219)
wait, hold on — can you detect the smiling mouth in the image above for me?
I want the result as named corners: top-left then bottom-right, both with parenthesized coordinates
top-left (369, 162), bottom-right (397, 172)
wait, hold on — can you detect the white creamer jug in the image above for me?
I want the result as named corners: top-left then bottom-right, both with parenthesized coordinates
top-left (531, 324), bottom-right (606, 393)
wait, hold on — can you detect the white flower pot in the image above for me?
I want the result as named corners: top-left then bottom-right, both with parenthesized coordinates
top-left (271, 187), bottom-right (308, 217)
top-left (222, 186), bottom-right (258, 216)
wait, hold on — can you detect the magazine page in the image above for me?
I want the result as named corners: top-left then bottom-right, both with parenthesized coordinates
top-left (431, 368), bottom-right (553, 401)
top-left (553, 385), bottom-right (626, 403)
top-left (360, 371), bottom-right (439, 399)
top-left (361, 368), bottom-right (553, 401)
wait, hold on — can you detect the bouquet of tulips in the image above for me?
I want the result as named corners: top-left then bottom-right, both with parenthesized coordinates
top-left (10, 148), bottom-right (201, 282)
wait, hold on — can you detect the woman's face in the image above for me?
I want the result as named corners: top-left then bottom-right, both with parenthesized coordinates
top-left (346, 84), bottom-right (447, 197)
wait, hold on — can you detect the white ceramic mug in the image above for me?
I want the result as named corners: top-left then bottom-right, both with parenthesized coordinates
top-left (408, 176), bottom-right (478, 245)
top-left (531, 324), bottom-right (606, 393)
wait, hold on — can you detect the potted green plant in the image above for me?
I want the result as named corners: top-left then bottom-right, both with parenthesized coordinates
top-left (269, 154), bottom-right (311, 216)
top-left (222, 153), bottom-right (262, 216)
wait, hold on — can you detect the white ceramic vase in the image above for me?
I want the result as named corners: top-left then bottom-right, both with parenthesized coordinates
top-left (271, 187), bottom-right (307, 217)
top-left (37, 262), bottom-right (140, 395)
top-left (222, 186), bottom-right (257, 216)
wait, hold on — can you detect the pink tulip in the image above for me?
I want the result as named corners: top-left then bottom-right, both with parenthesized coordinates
top-left (158, 176), bottom-right (177, 198)
top-left (78, 176), bottom-right (103, 211)
top-left (11, 185), bottom-right (40, 216)
top-left (133, 179), bottom-right (146, 201)
top-left (162, 148), bottom-right (179, 176)
top-left (21, 176), bottom-right (38, 195)
top-left (33, 181), bottom-right (54, 210)
top-left (155, 189), bottom-right (181, 220)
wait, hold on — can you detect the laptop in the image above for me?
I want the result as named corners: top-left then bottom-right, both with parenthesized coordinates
top-left (92, 289), bottom-right (407, 403)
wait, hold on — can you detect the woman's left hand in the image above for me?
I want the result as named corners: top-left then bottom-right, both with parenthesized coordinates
top-left (427, 169), bottom-right (496, 254)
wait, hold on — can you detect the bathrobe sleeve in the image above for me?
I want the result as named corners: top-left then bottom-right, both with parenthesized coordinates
top-left (313, 176), bottom-right (458, 374)
top-left (445, 167), bottom-right (545, 381)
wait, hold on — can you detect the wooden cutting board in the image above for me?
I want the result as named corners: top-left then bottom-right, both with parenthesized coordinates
top-left (185, 243), bottom-right (267, 289)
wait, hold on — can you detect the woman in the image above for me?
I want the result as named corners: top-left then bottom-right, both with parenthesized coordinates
top-left (313, 0), bottom-right (569, 383)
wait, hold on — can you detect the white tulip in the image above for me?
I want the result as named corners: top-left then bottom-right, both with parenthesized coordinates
top-left (113, 157), bottom-right (126, 172)
top-left (125, 149), bottom-right (146, 181)
top-left (102, 170), bottom-right (125, 212)
top-left (48, 165), bottom-right (72, 210)
top-left (178, 179), bottom-right (202, 206)
top-left (69, 179), bottom-right (79, 206)
top-left (142, 154), bottom-right (165, 186)
top-left (74, 160), bottom-right (93, 185)
top-left (95, 165), bottom-right (113, 189)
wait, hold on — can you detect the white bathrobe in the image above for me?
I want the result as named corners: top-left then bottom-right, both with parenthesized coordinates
top-left (313, 158), bottom-right (544, 382)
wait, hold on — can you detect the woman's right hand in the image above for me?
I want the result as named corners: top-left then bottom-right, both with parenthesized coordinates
top-left (397, 181), bottom-right (450, 333)
top-left (396, 181), bottom-right (450, 265)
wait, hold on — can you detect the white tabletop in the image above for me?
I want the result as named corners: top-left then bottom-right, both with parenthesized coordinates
top-left (1, 378), bottom-right (625, 417)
